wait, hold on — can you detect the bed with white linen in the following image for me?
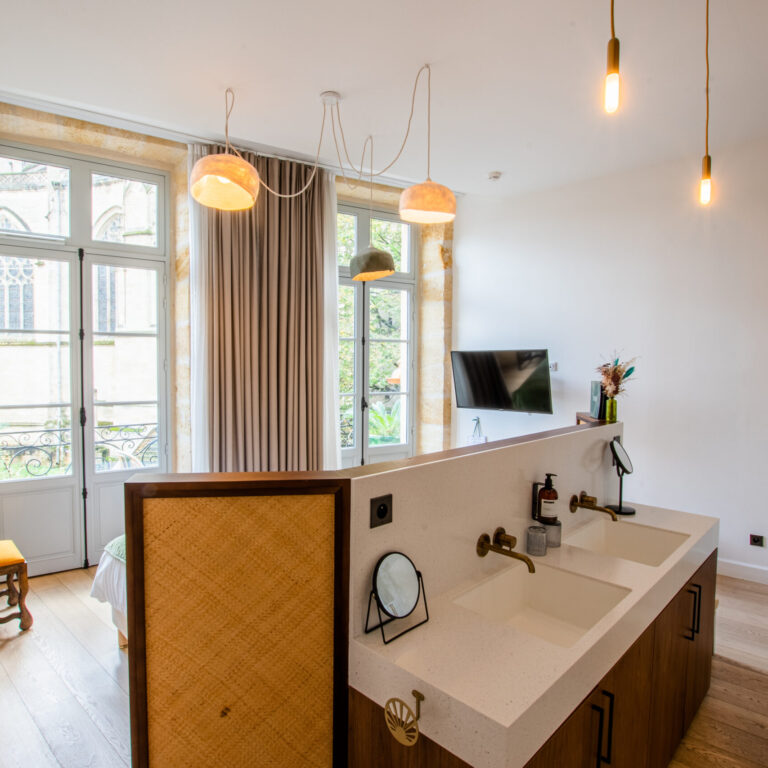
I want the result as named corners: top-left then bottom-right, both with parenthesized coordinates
top-left (90, 534), bottom-right (128, 645)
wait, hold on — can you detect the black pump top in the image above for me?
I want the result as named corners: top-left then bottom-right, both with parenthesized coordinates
top-left (544, 473), bottom-right (557, 489)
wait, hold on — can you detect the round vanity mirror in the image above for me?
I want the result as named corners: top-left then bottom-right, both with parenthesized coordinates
top-left (610, 438), bottom-right (633, 474)
top-left (607, 438), bottom-right (636, 516)
top-left (373, 552), bottom-right (420, 619)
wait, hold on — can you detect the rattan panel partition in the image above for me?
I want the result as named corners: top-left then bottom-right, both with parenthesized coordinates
top-left (125, 478), bottom-right (349, 768)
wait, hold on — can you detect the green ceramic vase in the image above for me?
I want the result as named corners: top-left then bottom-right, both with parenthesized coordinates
top-left (605, 397), bottom-right (617, 423)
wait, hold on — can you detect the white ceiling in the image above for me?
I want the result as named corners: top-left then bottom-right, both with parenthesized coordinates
top-left (3, 0), bottom-right (767, 196)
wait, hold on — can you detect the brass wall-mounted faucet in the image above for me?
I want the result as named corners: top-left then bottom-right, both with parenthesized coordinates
top-left (476, 527), bottom-right (536, 573)
top-left (569, 491), bottom-right (618, 522)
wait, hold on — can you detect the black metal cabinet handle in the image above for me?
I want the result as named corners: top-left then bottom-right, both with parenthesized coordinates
top-left (601, 690), bottom-right (614, 764)
top-left (591, 690), bottom-right (615, 766)
top-left (591, 703), bottom-right (605, 768)
top-left (692, 583), bottom-right (702, 634)
top-left (685, 588), bottom-right (698, 641)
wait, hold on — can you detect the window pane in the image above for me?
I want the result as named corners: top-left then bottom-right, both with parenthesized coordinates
top-left (337, 213), bottom-right (357, 267)
top-left (368, 394), bottom-right (406, 446)
top-left (0, 157), bottom-right (70, 237)
top-left (94, 403), bottom-right (158, 472)
top-left (1, 255), bottom-right (69, 332)
top-left (0, 406), bottom-right (72, 481)
top-left (371, 218), bottom-right (409, 272)
top-left (92, 264), bottom-right (157, 333)
top-left (340, 395), bottom-right (355, 449)
top-left (369, 287), bottom-right (408, 340)
top-left (92, 174), bottom-right (158, 247)
top-left (339, 339), bottom-right (355, 395)
top-left (338, 284), bottom-right (355, 337)
top-left (369, 341), bottom-right (406, 393)
top-left (93, 336), bottom-right (157, 403)
top-left (0, 333), bottom-right (70, 406)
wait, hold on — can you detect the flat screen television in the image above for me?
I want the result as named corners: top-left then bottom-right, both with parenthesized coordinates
top-left (451, 349), bottom-right (553, 413)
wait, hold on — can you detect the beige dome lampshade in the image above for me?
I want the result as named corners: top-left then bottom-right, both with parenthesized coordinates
top-left (189, 88), bottom-right (262, 211)
top-left (190, 153), bottom-right (261, 211)
top-left (399, 180), bottom-right (456, 224)
top-left (397, 65), bottom-right (456, 225)
top-left (350, 246), bottom-right (395, 282)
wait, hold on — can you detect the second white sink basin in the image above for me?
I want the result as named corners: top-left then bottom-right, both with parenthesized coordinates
top-left (454, 563), bottom-right (630, 647)
top-left (565, 518), bottom-right (689, 567)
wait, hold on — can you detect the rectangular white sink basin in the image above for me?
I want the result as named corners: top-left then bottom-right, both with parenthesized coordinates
top-left (453, 563), bottom-right (630, 647)
top-left (565, 519), bottom-right (689, 567)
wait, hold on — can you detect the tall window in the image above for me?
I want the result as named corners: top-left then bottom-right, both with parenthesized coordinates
top-left (337, 203), bottom-right (416, 467)
top-left (0, 140), bottom-right (170, 575)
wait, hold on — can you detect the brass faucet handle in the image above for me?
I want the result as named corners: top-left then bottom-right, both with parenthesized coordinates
top-left (580, 491), bottom-right (597, 505)
top-left (477, 533), bottom-right (492, 557)
top-left (493, 527), bottom-right (517, 549)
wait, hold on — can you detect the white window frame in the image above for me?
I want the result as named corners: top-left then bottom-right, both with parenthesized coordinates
top-left (337, 201), bottom-right (418, 467)
top-left (0, 140), bottom-right (172, 472)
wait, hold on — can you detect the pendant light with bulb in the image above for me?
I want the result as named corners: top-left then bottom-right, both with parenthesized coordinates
top-left (398, 65), bottom-right (456, 224)
top-left (700, 0), bottom-right (712, 205)
top-left (190, 89), bottom-right (261, 211)
top-left (350, 136), bottom-right (396, 281)
top-left (191, 89), bottom-right (328, 211)
top-left (604, 0), bottom-right (621, 114)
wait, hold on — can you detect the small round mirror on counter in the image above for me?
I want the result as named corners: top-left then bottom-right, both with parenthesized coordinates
top-left (373, 552), bottom-right (420, 618)
top-left (610, 438), bottom-right (633, 475)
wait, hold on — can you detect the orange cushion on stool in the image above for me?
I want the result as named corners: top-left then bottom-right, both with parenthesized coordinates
top-left (0, 540), bottom-right (25, 567)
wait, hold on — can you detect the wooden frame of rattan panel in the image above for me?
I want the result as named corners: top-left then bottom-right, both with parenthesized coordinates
top-left (125, 474), bottom-right (350, 768)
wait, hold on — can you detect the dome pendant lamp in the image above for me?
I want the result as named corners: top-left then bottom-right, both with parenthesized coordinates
top-left (604, 0), bottom-right (621, 113)
top-left (190, 89), bottom-right (261, 211)
top-left (350, 137), bottom-right (396, 281)
top-left (700, 0), bottom-right (713, 205)
top-left (399, 65), bottom-right (456, 224)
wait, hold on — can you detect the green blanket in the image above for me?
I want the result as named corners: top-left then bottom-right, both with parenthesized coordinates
top-left (105, 534), bottom-right (126, 564)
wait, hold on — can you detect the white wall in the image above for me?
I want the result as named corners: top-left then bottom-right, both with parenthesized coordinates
top-left (453, 136), bottom-right (768, 581)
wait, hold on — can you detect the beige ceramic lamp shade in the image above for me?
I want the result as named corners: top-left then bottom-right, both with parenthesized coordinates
top-left (190, 153), bottom-right (261, 211)
top-left (399, 180), bottom-right (456, 224)
top-left (397, 65), bottom-right (456, 224)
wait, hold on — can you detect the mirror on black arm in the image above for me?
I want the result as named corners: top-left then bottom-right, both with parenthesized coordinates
top-left (606, 437), bottom-right (636, 516)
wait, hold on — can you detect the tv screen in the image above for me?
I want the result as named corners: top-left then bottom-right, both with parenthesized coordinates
top-left (451, 349), bottom-right (553, 413)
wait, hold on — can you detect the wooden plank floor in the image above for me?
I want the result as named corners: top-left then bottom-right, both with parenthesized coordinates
top-left (0, 569), bottom-right (765, 767)
top-left (0, 566), bottom-right (129, 768)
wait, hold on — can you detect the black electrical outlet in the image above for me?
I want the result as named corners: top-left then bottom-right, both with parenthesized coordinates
top-left (750, 534), bottom-right (765, 547)
top-left (370, 494), bottom-right (393, 528)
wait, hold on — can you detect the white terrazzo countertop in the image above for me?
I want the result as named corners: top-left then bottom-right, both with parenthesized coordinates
top-left (349, 503), bottom-right (719, 768)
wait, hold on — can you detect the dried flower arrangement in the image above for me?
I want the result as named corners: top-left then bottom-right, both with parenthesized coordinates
top-left (597, 356), bottom-right (636, 398)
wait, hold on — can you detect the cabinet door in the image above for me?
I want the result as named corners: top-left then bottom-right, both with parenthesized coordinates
top-left (684, 550), bottom-right (717, 730)
top-left (593, 622), bottom-right (655, 768)
top-left (524, 695), bottom-right (598, 768)
top-left (648, 584), bottom-right (695, 767)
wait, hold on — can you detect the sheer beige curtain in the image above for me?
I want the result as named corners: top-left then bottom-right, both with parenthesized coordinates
top-left (191, 145), bottom-right (326, 472)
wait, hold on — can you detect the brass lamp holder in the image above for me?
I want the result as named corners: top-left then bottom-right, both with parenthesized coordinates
top-left (384, 690), bottom-right (425, 747)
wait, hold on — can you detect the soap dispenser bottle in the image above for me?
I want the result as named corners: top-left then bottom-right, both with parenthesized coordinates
top-left (532, 474), bottom-right (562, 547)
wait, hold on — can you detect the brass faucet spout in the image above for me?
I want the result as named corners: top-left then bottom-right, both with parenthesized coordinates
top-left (476, 529), bottom-right (536, 573)
top-left (569, 491), bottom-right (619, 522)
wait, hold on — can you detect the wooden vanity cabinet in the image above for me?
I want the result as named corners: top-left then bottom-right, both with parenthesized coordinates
top-left (528, 550), bottom-right (716, 768)
top-left (648, 550), bottom-right (717, 766)
top-left (523, 623), bottom-right (654, 768)
top-left (351, 550), bottom-right (717, 768)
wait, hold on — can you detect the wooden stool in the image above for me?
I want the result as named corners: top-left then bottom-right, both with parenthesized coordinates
top-left (0, 540), bottom-right (33, 631)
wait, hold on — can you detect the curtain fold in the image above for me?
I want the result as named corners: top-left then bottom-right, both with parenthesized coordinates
top-left (190, 145), bottom-right (326, 472)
